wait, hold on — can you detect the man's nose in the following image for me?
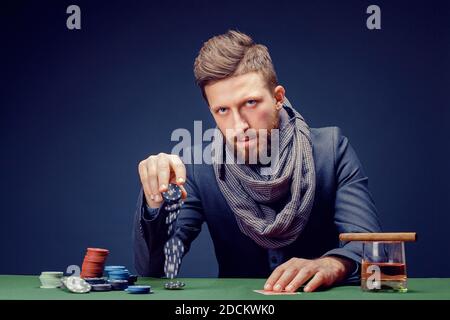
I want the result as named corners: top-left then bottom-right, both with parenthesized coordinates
top-left (232, 110), bottom-right (249, 133)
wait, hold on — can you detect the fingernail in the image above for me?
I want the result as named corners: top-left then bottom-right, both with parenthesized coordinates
top-left (274, 284), bottom-right (281, 291)
top-left (264, 284), bottom-right (270, 290)
top-left (286, 285), bottom-right (293, 292)
top-left (304, 286), bottom-right (310, 292)
top-left (177, 178), bottom-right (185, 184)
top-left (160, 184), bottom-right (167, 190)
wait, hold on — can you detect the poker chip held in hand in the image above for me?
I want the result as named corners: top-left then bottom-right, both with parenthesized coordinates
top-left (162, 184), bottom-right (182, 203)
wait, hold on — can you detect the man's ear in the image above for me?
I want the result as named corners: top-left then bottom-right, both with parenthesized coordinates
top-left (273, 85), bottom-right (286, 110)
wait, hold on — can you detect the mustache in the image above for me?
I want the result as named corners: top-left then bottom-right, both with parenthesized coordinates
top-left (229, 128), bottom-right (276, 143)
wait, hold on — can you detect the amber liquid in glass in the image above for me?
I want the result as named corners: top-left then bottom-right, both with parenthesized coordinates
top-left (361, 260), bottom-right (407, 292)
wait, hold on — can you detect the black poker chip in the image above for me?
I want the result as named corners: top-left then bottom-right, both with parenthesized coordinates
top-left (162, 183), bottom-right (185, 285)
top-left (84, 277), bottom-right (107, 285)
top-left (91, 283), bottom-right (112, 292)
top-left (164, 237), bottom-right (184, 279)
top-left (128, 275), bottom-right (138, 285)
top-left (109, 280), bottom-right (129, 291)
top-left (162, 184), bottom-right (182, 203)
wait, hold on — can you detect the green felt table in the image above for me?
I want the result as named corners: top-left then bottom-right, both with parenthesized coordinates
top-left (1, 276), bottom-right (449, 300)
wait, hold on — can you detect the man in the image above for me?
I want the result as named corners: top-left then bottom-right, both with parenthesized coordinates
top-left (133, 30), bottom-right (381, 293)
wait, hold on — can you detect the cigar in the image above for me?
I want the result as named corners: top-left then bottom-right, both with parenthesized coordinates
top-left (339, 232), bottom-right (417, 242)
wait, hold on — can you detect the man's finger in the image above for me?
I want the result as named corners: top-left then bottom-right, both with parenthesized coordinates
top-left (304, 272), bottom-right (326, 292)
top-left (147, 159), bottom-right (161, 201)
top-left (285, 267), bottom-right (315, 292)
top-left (157, 154), bottom-right (170, 193)
top-left (272, 268), bottom-right (298, 292)
top-left (138, 162), bottom-right (153, 203)
top-left (264, 266), bottom-right (285, 291)
top-left (179, 184), bottom-right (188, 199)
top-left (169, 155), bottom-right (186, 185)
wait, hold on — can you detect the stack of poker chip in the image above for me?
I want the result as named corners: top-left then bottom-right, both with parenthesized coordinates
top-left (104, 265), bottom-right (126, 278)
top-left (161, 184), bottom-right (186, 289)
top-left (164, 280), bottom-right (185, 290)
top-left (80, 248), bottom-right (109, 278)
top-left (104, 265), bottom-right (138, 287)
top-left (108, 269), bottom-right (130, 281)
top-left (39, 271), bottom-right (63, 288)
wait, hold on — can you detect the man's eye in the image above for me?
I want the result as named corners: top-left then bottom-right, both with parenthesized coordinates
top-left (246, 100), bottom-right (257, 107)
top-left (218, 107), bottom-right (227, 114)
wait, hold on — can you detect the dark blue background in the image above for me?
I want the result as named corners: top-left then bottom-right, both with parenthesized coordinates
top-left (1, 0), bottom-right (449, 277)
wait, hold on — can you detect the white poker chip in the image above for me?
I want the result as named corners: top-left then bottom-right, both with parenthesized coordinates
top-left (164, 280), bottom-right (185, 290)
top-left (61, 276), bottom-right (91, 293)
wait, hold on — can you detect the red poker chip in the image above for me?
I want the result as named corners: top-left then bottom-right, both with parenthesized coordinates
top-left (81, 272), bottom-right (100, 276)
top-left (86, 248), bottom-right (109, 254)
top-left (81, 269), bottom-right (103, 274)
top-left (85, 253), bottom-right (108, 259)
top-left (84, 258), bottom-right (107, 264)
top-left (82, 264), bottom-right (103, 268)
top-left (81, 274), bottom-right (102, 279)
top-left (82, 260), bottom-right (105, 265)
top-left (81, 269), bottom-right (103, 273)
top-left (81, 266), bottom-right (104, 272)
top-left (83, 259), bottom-right (106, 265)
top-left (84, 254), bottom-right (108, 260)
top-left (85, 252), bottom-right (108, 258)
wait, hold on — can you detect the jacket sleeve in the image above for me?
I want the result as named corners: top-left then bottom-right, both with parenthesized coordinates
top-left (322, 127), bottom-right (382, 283)
top-left (132, 162), bottom-right (205, 277)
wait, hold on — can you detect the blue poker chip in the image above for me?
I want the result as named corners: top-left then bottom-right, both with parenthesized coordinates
top-left (125, 285), bottom-right (153, 294)
top-left (162, 184), bottom-right (182, 203)
top-left (104, 265), bottom-right (126, 270)
top-left (108, 270), bottom-right (130, 280)
top-left (104, 266), bottom-right (127, 278)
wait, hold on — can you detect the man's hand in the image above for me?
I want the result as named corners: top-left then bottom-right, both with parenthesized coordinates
top-left (138, 153), bottom-right (187, 208)
top-left (264, 256), bottom-right (355, 293)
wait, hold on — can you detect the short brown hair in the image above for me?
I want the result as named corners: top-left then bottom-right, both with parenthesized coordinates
top-left (193, 30), bottom-right (278, 102)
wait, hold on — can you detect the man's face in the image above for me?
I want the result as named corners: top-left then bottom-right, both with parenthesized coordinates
top-left (204, 72), bottom-right (285, 163)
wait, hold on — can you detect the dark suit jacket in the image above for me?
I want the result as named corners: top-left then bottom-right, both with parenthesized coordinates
top-left (133, 126), bottom-right (382, 282)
